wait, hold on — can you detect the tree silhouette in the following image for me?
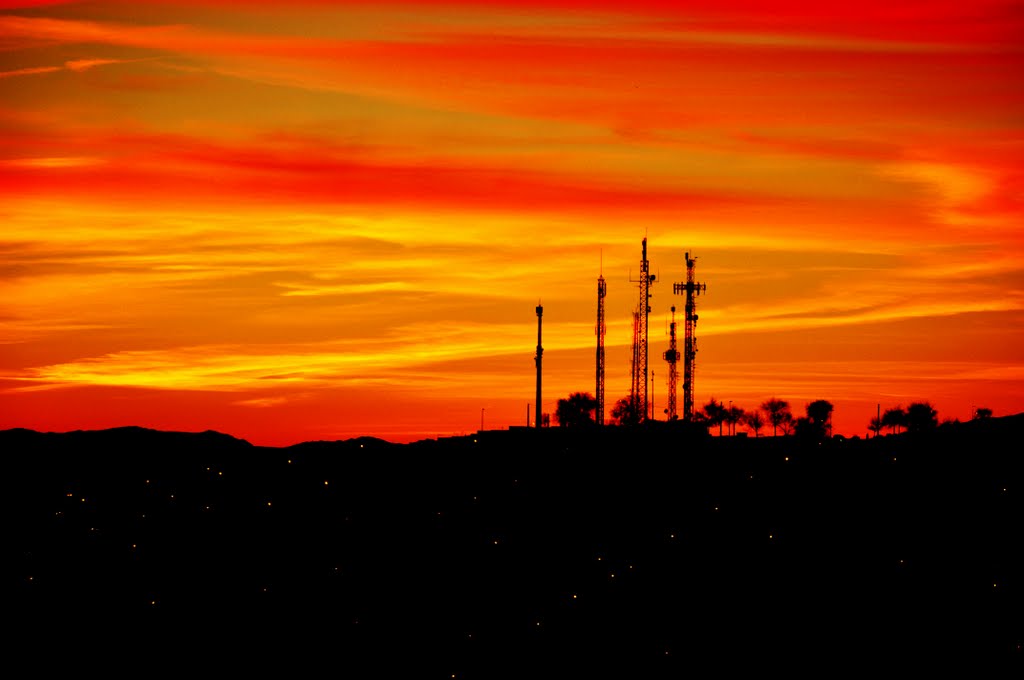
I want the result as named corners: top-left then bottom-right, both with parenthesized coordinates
top-left (805, 399), bottom-right (834, 439)
top-left (973, 407), bottom-right (993, 420)
top-left (702, 398), bottom-right (727, 436)
top-left (610, 395), bottom-right (642, 426)
top-left (555, 392), bottom-right (598, 428)
top-left (869, 415), bottom-right (883, 438)
top-left (744, 410), bottom-right (765, 437)
top-left (761, 398), bottom-right (793, 437)
top-left (881, 406), bottom-right (906, 435)
top-left (905, 401), bottom-right (938, 433)
top-left (725, 404), bottom-right (745, 436)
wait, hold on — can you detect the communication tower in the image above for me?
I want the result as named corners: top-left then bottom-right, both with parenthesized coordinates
top-left (629, 238), bottom-right (656, 421)
top-left (663, 306), bottom-right (679, 420)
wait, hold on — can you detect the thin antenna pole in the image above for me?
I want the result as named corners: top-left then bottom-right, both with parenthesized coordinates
top-left (535, 303), bottom-right (543, 429)
top-left (596, 260), bottom-right (607, 426)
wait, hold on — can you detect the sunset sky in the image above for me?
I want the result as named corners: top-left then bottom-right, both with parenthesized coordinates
top-left (2, 0), bottom-right (1022, 444)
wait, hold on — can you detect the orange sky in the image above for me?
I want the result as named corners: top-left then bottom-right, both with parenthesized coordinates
top-left (2, 0), bottom-right (1022, 443)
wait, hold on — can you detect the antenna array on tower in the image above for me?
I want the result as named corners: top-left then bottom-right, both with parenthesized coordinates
top-left (629, 238), bottom-right (656, 422)
top-left (673, 252), bottom-right (706, 422)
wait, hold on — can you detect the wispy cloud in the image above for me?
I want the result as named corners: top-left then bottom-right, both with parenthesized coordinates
top-left (2, 156), bottom-right (103, 168)
top-left (64, 57), bottom-right (131, 71)
top-left (0, 56), bottom-right (142, 79)
top-left (0, 65), bottom-right (61, 78)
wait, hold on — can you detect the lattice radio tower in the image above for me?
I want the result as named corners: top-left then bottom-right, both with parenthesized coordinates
top-left (629, 238), bottom-right (656, 421)
top-left (596, 267), bottom-right (607, 426)
top-left (672, 252), bottom-right (706, 422)
top-left (662, 306), bottom-right (679, 420)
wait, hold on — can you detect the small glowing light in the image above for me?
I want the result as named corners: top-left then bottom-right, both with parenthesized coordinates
top-left (145, 480), bottom-right (150, 484)
top-left (80, 498), bottom-right (86, 502)
top-left (218, 472), bottom-right (223, 476)
top-left (597, 557), bottom-right (602, 561)
top-left (206, 467), bottom-right (210, 471)
top-left (493, 540), bottom-right (499, 545)
top-left (132, 544), bottom-right (136, 549)
top-left (150, 600), bottom-right (156, 606)
top-left (359, 444), bottom-right (364, 448)
top-left (28, 576), bottom-right (33, 581)
top-left (714, 506), bottom-right (719, 511)
top-left (267, 502), bottom-right (272, 506)
top-left (784, 457), bottom-right (789, 462)
top-left (66, 493), bottom-right (72, 497)
top-left (288, 460), bottom-right (292, 464)
top-left (628, 565), bottom-right (633, 570)
top-left (993, 583), bottom-right (998, 588)
top-left (324, 480), bottom-right (329, 486)
top-left (610, 573), bottom-right (616, 578)
top-left (535, 621), bottom-right (541, 626)
top-left (572, 594), bottom-right (577, 599)
top-left (670, 534), bottom-right (675, 539)
top-left (170, 495), bottom-right (174, 499)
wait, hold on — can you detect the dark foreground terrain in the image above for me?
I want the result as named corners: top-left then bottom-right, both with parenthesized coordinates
top-left (6, 418), bottom-right (1022, 674)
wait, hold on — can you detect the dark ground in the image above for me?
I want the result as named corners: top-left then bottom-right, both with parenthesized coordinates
top-left (5, 417), bottom-right (1022, 674)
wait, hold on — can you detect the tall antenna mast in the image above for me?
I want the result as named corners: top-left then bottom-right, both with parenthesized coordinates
top-left (663, 306), bottom-right (679, 420)
top-left (629, 238), bottom-right (656, 421)
top-left (672, 252), bottom-right (706, 422)
top-left (596, 261), bottom-right (607, 426)
top-left (535, 303), bottom-right (543, 429)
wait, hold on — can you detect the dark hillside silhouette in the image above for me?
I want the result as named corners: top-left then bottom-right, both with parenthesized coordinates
top-left (5, 418), bottom-right (1022, 671)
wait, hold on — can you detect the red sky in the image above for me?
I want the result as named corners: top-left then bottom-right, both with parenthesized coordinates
top-left (1, 0), bottom-right (1022, 443)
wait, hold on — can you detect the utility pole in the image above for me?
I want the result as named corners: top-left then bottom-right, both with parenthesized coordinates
top-left (651, 370), bottom-right (655, 421)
